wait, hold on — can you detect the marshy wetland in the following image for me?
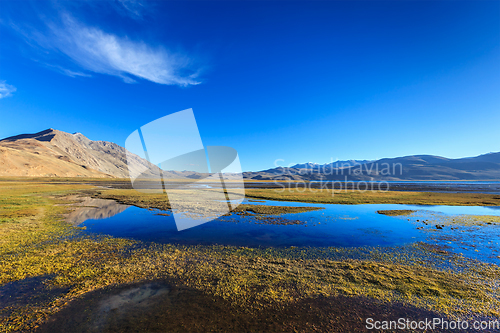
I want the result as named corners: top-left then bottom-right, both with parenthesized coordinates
top-left (1, 179), bottom-right (500, 332)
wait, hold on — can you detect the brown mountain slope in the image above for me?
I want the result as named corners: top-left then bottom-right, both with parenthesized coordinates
top-left (0, 129), bottom-right (151, 178)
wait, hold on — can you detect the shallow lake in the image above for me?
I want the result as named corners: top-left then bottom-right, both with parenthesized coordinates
top-left (73, 198), bottom-right (500, 263)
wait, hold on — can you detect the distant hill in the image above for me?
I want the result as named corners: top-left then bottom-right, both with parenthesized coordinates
top-left (243, 153), bottom-right (500, 181)
top-left (1, 129), bottom-right (499, 181)
top-left (291, 160), bottom-right (371, 170)
top-left (0, 129), bottom-right (152, 177)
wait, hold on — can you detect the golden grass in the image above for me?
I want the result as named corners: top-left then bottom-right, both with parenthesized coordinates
top-left (93, 189), bottom-right (323, 216)
top-left (377, 210), bottom-right (417, 216)
top-left (93, 188), bottom-right (172, 210)
top-left (403, 212), bottom-right (500, 227)
top-left (1, 182), bottom-right (499, 331)
top-left (244, 188), bottom-right (500, 206)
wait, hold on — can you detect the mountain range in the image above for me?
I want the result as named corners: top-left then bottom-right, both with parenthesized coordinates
top-left (291, 160), bottom-right (371, 170)
top-left (244, 153), bottom-right (500, 181)
top-left (0, 129), bottom-right (499, 181)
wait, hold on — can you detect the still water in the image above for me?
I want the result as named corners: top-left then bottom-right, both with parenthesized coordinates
top-left (72, 198), bottom-right (500, 263)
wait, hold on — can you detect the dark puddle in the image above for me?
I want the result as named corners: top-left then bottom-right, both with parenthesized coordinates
top-left (35, 280), bottom-right (479, 333)
top-left (0, 275), bottom-right (69, 317)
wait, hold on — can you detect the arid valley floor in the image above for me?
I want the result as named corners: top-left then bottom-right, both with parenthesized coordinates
top-left (1, 179), bottom-right (500, 332)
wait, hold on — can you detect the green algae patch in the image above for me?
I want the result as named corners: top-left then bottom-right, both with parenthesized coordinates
top-left (377, 210), bottom-right (417, 216)
top-left (1, 183), bottom-right (500, 331)
top-left (232, 204), bottom-right (322, 215)
top-left (227, 204), bottom-right (322, 225)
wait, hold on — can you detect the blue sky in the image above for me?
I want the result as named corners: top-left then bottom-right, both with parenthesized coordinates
top-left (0, 0), bottom-right (499, 171)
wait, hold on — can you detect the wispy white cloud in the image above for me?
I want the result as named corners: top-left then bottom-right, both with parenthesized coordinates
top-left (115, 0), bottom-right (147, 19)
top-left (0, 81), bottom-right (16, 99)
top-left (43, 63), bottom-right (92, 78)
top-left (58, 67), bottom-right (93, 78)
top-left (16, 13), bottom-right (201, 86)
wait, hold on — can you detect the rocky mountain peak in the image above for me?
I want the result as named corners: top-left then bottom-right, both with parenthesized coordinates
top-left (0, 128), bottom-right (154, 178)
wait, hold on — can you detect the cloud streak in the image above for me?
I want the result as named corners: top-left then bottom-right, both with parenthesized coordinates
top-left (29, 14), bottom-right (201, 86)
top-left (116, 0), bottom-right (147, 19)
top-left (0, 81), bottom-right (16, 99)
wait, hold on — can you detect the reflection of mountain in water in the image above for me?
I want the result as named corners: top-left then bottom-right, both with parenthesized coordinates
top-left (66, 197), bottom-right (130, 225)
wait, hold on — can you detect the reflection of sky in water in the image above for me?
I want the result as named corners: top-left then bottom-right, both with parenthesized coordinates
top-left (79, 199), bottom-right (500, 264)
